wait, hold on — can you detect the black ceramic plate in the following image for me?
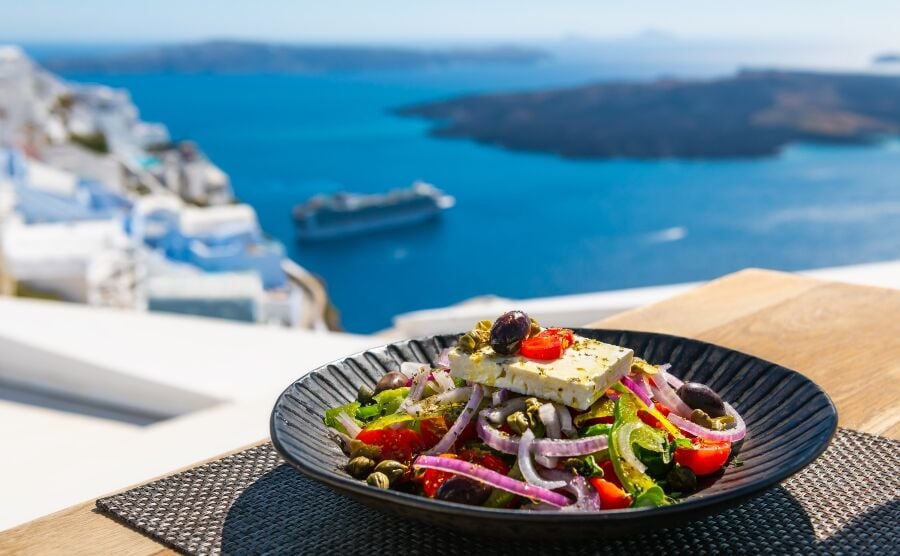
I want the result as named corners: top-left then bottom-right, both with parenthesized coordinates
top-left (270, 329), bottom-right (837, 537)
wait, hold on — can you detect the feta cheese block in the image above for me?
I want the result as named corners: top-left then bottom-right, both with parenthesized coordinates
top-left (448, 336), bottom-right (633, 410)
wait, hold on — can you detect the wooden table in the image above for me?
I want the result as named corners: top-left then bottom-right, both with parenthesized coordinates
top-left (2, 269), bottom-right (898, 554)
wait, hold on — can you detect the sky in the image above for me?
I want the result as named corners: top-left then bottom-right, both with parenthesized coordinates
top-left (2, 1), bottom-right (899, 49)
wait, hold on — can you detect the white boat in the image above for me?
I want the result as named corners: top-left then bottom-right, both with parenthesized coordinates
top-left (292, 181), bottom-right (455, 241)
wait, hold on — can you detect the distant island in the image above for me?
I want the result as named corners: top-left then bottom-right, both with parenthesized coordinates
top-left (873, 52), bottom-right (900, 64)
top-left (43, 40), bottom-right (546, 74)
top-left (398, 70), bottom-right (900, 159)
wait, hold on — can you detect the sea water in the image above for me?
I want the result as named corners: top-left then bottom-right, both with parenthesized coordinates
top-left (56, 63), bottom-right (900, 332)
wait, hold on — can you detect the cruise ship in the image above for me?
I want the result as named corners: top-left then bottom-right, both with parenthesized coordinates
top-left (292, 181), bottom-right (455, 241)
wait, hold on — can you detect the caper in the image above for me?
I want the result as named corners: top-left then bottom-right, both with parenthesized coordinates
top-left (458, 327), bottom-right (490, 353)
top-left (458, 333), bottom-right (478, 353)
top-left (690, 409), bottom-right (716, 429)
top-left (348, 439), bottom-right (381, 460)
top-left (690, 409), bottom-right (736, 431)
top-left (435, 476), bottom-right (492, 505)
top-left (489, 310), bottom-right (531, 355)
top-left (712, 415), bottom-right (736, 430)
top-left (524, 397), bottom-right (542, 423)
top-left (375, 371), bottom-right (407, 394)
top-left (528, 318), bottom-right (541, 338)
top-left (667, 466), bottom-right (698, 493)
top-left (357, 384), bottom-right (375, 404)
top-left (523, 397), bottom-right (541, 414)
top-left (677, 382), bottom-right (726, 418)
top-left (563, 458), bottom-right (585, 474)
top-left (472, 328), bottom-right (490, 344)
top-left (563, 456), bottom-right (600, 477)
top-left (366, 471), bottom-right (391, 489)
top-left (475, 319), bottom-right (493, 332)
top-left (506, 411), bottom-right (530, 434)
top-left (346, 456), bottom-right (376, 479)
top-left (374, 460), bottom-right (408, 484)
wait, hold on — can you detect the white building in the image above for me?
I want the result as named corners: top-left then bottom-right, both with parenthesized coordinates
top-left (158, 143), bottom-right (233, 205)
top-left (146, 272), bottom-right (264, 322)
top-left (1, 219), bottom-right (137, 307)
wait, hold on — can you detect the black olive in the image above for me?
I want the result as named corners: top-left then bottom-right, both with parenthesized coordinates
top-left (677, 382), bottom-right (727, 418)
top-left (489, 310), bottom-right (531, 355)
top-left (374, 371), bottom-right (407, 394)
top-left (435, 476), bottom-right (492, 506)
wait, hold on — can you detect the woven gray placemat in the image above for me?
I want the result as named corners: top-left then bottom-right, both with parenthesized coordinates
top-left (97, 428), bottom-right (899, 555)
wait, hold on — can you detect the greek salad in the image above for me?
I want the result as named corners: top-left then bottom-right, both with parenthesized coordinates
top-left (325, 311), bottom-right (746, 511)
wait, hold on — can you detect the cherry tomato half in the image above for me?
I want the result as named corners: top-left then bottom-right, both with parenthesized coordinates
top-left (457, 448), bottom-right (509, 475)
top-left (356, 428), bottom-right (425, 463)
top-left (520, 328), bottom-right (574, 360)
top-left (674, 440), bottom-right (731, 476)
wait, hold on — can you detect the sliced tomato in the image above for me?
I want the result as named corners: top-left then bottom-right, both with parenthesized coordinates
top-left (355, 429), bottom-right (384, 445)
top-left (458, 448), bottom-right (509, 475)
top-left (520, 335), bottom-right (562, 360)
top-left (356, 427), bottom-right (425, 463)
top-left (674, 440), bottom-right (731, 476)
top-left (419, 417), bottom-right (448, 449)
top-left (589, 477), bottom-right (632, 509)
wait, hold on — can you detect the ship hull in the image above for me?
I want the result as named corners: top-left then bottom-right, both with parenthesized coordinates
top-left (295, 206), bottom-right (442, 241)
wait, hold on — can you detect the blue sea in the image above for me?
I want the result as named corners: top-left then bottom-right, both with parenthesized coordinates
top-left (49, 55), bottom-right (900, 332)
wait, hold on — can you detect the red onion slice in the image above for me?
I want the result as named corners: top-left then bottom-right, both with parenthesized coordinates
top-left (486, 397), bottom-right (527, 424)
top-left (436, 348), bottom-right (451, 368)
top-left (425, 384), bottom-right (484, 455)
top-left (554, 403), bottom-right (577, 438)
top-left (649, 370), bottom-right (693, 418)
top-left (542, 469), bottom-right (601, 511)
top-left (518, 429), bottom-right (567, 490)
top-left (431, 369), bottom-right (456, 393)
top-left (413, 455), bottom-right (571, 508)
top-left (476, 411), bottom-right (609, 457)
top-left (664, 371), bottom-right (684, 389)
top-left (538, 403), bottom-right (562, 439)
top-left (660, 372), bottom-right (747, 441)
top-left (400, 361), bottom-right (430, 379)
top-left (491, 388), bottom-right (510, 407)
top-left (536, 434), bottom-right (609, 457)
top-left (399, 366), bottom-right (430, 413)
top-left (621, 376), bottom-right (653, 407)
top-left (667, 402), bottom-right (747, 442)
